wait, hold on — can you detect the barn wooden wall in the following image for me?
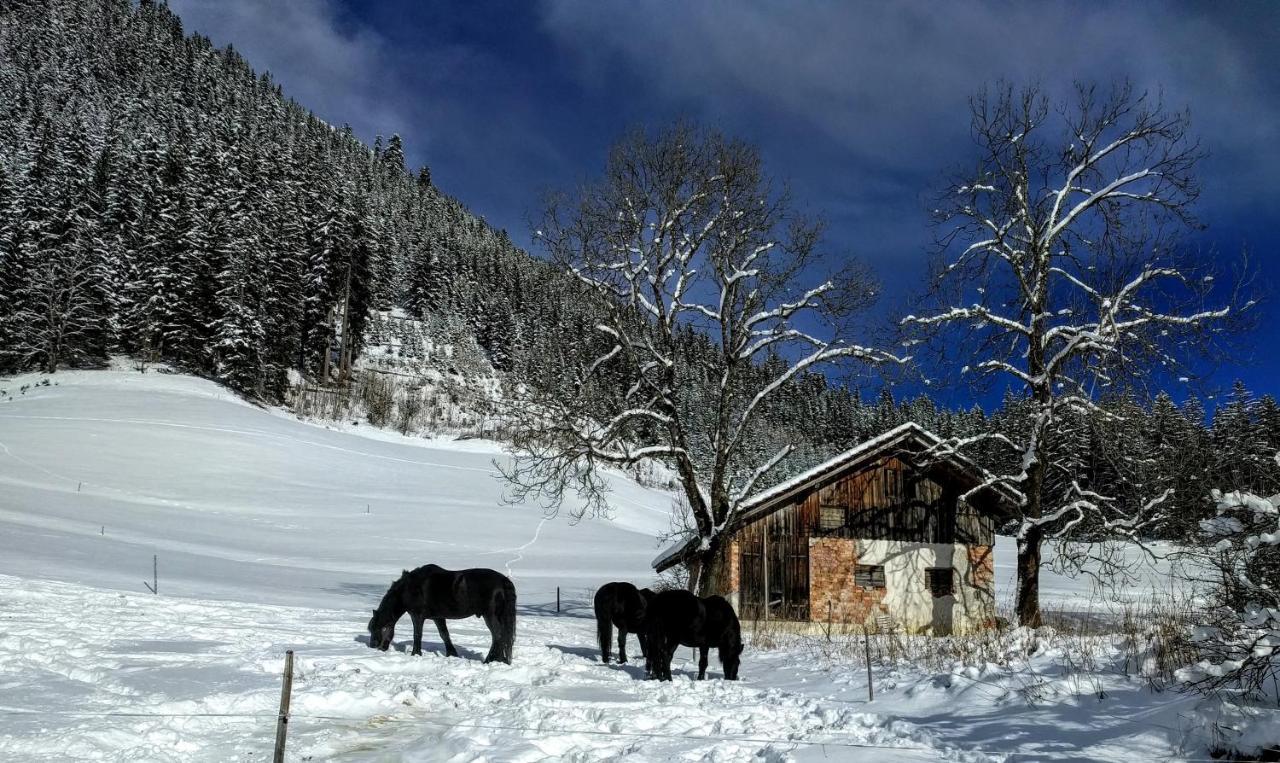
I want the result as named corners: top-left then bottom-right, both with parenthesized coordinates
top-left (735, 456), bottom-right (995, 621)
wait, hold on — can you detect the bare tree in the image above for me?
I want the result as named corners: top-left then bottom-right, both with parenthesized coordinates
top-left (904, 82), bottom-right (1248, 626)
top-left (501, 123), bottom-right (905, 593)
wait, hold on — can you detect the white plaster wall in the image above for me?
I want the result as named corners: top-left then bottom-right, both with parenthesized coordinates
top-left (856, 540), bottom-right (992, 634)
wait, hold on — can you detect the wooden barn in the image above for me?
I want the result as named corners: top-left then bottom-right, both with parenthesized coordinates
top-left (653, 423), bottom-right (1021, 635)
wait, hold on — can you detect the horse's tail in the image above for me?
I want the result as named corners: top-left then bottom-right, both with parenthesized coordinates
top-left (498, 582), bottom-right (517, 664)
top-left (593, 587), bottom-right (613, 662)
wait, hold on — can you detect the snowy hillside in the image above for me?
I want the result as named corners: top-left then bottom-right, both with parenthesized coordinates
top-left (0, 366), bottom-right (673, 608)
top-left (0, 368), bottom-right (1198, 761)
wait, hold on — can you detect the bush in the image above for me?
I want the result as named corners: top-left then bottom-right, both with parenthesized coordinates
top-left (397, 388), bottom-right (425, 435)
top-left (361, 373), bottom-right (395, 427)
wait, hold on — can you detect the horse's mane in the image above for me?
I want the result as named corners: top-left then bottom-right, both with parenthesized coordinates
top-left (373, 565), bottom-right (448, 623)
top-left (372, 568), bottom-right (414, 623)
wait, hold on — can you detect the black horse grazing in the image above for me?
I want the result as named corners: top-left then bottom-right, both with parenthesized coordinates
top-left (593, 582), bottom-right (655, 664)
top-left (367, 564), bottom-right (516, 664)
top-left (644, 589), bottom-right (743, 681)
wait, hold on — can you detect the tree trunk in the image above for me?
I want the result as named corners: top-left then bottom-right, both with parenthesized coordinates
top-left (1020, 266), bottom-right (1049, 629)
top-left (1014, 526), bottom-right (1043, 628)
top-left (693, 535), bottom-right (724, 596)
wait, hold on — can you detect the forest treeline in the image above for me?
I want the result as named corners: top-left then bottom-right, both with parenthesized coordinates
top-left (0, 0), bottom-right (1272, 541)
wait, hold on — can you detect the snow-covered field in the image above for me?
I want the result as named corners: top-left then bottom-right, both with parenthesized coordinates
top-left (0, 368), bottom-right (1204, 761)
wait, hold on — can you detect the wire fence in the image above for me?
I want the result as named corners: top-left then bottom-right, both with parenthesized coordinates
top-left (0, 706), bottom-right (1224, 761)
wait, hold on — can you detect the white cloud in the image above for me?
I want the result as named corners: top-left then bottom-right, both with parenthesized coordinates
top-left (168, 0), bottom-right (410, 141)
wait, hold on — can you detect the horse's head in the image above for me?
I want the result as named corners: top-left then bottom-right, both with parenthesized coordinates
top-left (367, 608), bottom-right (395, 651)
top-left (721, 634), bottom-right (744, 680)
top-left (628, 587), bottom-right (655, 627)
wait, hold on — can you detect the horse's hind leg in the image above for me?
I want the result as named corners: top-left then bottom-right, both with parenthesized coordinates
top-left (697, 646), bottom-right (709, 680)
top-left (482, 613), bottom-right (502, 664)
top-left (434, 619), bottom-right (459, 658)
top-left (651, 638), bottom-right (673, 681)
top-left (597, 616), bottom-right (613, 663)
top-left (617, 628), bottom-right (629, 664)
top-left (662, 641), bottom-right (678, 681)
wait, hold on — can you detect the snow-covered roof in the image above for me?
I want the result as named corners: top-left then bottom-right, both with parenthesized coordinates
top-left (653, 422), bottom-right (1023, 572)
top-left (741, 424), bottom-right (921, 515)
top-left (651, 539), bottom-right (693, 570)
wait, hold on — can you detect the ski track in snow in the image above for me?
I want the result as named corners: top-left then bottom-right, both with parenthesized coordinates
top-left (0, 438), bottom-right (82, 487)
top-left (496, 516), bottom-right (549, 579)
top-left (0, 413), bottom-right (498, 474)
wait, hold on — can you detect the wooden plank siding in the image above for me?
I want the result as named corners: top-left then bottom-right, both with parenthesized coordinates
top-left (735, 455), bottom-right (995, 621)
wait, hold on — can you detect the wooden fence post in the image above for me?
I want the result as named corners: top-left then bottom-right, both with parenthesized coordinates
top-left (143, 555), bottom-right (157, 594)
top-left (273, 650), bottom-right (294, 763)
top-left (762, 531), bottom-right (770, 622)
top-left (864, 629), bottom-right (873, 702)
top-left (556, 587), bottom-right (560, 614)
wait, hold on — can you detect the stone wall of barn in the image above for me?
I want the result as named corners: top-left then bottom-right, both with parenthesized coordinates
top-left (805, 539), bottom-right (994, 635)
top-left (808, 537), bottom-right (888, 625)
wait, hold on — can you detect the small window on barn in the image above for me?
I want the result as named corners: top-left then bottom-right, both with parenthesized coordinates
top-left (913, 476), bottom-right (943, 503)
top-left (925, 568), bottom-right (954, 598)
top-left (854, 564), bottom-right (885, 589)
top-left (819, 504), bottom-right (845, 530)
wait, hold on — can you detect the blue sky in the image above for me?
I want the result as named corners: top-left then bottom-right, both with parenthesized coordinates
top-left (168, 0), bottom-right (1278, 406)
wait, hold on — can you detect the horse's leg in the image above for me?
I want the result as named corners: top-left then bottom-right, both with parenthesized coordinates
top-left (410, 612), bottom-right (426, 656)
top-left (662, 640), bottom-right (677, 681)
top-left (617, 628), bottom-right (628, 664)
top-left (651, 638), bottom-right (670, 681)
top-left (697, 646), bottom-right (709, 680)
top-left (597, 616), bottom-right (613, 663)
top-left (638, 631), bottom-right (648, 659)
top-left (434, 619), bottom-right (459, 658)
top-left (482, 613), bottom-right (501, 664)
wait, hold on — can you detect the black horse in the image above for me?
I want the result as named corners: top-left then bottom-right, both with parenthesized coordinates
top-left (367, 564), bottom-right (516, 664)
top-left (644, 589), bottom-right (743, 681)
top-left (593, 582), bottom-right (655, 664)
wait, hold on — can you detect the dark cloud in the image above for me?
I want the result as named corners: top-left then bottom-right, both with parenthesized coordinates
top-left (539, 0), bottom-right (1280, 240)
top-left (160, 0), bottom-right (1278, 395)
